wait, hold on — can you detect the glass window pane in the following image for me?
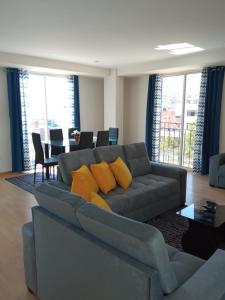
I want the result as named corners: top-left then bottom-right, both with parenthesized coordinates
top-left (160, 75), bottom-right (184, 165)
top-left (45, 76), bottom-right (73, 138)
top-left (27, 74), bottom-right (47, 140)
top-left (182, 73), bottom-right (201, 168)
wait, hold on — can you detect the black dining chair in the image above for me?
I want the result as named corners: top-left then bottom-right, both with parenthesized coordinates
top-left (78, 131), bottom-right (94, 150)
top-left (32, 133), bottom-right (58, 183)
top-left (96, 130), bottom-right (109, 147)
top-left (109, 127), bottom-right (119, 145)
top-left (49, 128), bottom-right (65, 156)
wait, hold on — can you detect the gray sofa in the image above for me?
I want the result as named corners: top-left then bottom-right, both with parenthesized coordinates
top-left (56, 142), bottom-right (187, 221)
top-left (22, 183), bottom-right (225, 300)
top-left (209, 153), bottom-right (225, 188)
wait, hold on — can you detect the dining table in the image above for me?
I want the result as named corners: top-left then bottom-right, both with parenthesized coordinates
top-left (42, 138), bottom-right (80, 158)
top-left (42, 136), bottom-right (117, 178)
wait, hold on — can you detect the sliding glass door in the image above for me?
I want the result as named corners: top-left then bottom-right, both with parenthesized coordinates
top-left (26, 73), bottom-right (74, 140)
top-left (159, 73), bottom-right (201, 168)
top-left (21, 73), bottom-right (74, 170)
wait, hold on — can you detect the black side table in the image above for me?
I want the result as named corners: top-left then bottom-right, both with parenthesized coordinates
top-left (177, 203), bottom-right (225, 259)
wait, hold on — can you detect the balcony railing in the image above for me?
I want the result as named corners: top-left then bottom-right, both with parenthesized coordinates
top-left (159, 122), bottom-right (196, 168)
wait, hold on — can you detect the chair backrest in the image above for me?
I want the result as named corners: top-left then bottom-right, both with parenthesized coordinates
top-left (32, 133), bottom-right (44, 164)
top-left (68, 128), bottom-right (79, 139)
top-left (109, 127), bottom-right (119, 144)
top-left (96, 130), bottom-right (109, 147)
top-left (79, 132), bottom-right (94, 149)
top-left (50, 129), bottom-right (63, 141)
top-left (50, 129), bottom-right (64, 156)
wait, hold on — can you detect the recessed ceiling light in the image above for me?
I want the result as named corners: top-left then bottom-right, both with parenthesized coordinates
top-left (170, 47), bottom-right (204, 55)
top-left (155, 43), bottom-right (193, 51)
top-left (155, 43), bottom-right (204, 55)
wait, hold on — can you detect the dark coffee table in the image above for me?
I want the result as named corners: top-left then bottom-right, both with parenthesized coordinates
top-left (177, 202), bottom-right (225, 259)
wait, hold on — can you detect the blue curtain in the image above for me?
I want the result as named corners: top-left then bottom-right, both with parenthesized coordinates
top-left (201, 66), bottom-right (225, 174)
top-left (7, 68), bottom-right (24, 172)
top-left (68, 75), bottom-right (80, 130)
top-left (145, 74), bottom-right (162, 161)
top-left (193, 69), bottom-right (208, 173)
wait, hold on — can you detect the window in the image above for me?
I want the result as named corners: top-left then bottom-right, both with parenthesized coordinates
top-left (160, 73), bottom-right (201, 168)
top-left (20, 72), bottom-right (75, 170)
top-left (27, 73), bottom-right (74, 140)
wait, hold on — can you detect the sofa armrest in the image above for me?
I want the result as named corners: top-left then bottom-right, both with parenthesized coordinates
top-left (48, 180), bottom-right (70, 191)
top-left (209, 153), bottom-right (225, 186)
top-left (150, 162), bottom-right (187, 206)
top-left (165, 249), bottom-right (225, 300)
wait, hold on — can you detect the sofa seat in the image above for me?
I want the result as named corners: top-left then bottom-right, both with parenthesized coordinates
top-left (103, 174), bottom-right (179, 216)
top-left (167, 245), bottom-right (204, 287)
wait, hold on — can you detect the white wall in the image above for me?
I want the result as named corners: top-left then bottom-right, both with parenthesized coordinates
top-left (104, 70), bottom-right (117, 129)
top-left (79, 76), bottom-right (104, 134)
top-left (123, 75), bottom-right (148, 144)
top-left (104, 69), bottom-right (124, 143)
top-left (0, 68), bottom-right (11, 172)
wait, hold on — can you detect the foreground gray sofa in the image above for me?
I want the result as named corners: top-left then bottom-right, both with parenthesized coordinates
top-left (22, 183), bottom-right (225, 300)
top-left (209, 153), bottom-right (225, 188)
top-left (56, 142), bottom-right (187, 221)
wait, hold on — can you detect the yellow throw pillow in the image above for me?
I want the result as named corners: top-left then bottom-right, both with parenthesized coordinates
top-left (90, 192), bottom-right (112, 211)
top-left (110, 157), bottom-right (132, 189)
top-left (71, 165), bottom-right (99, 201)
top-left (90, 161), bottom-right (117, 194)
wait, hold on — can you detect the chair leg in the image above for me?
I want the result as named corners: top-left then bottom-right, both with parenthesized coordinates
top-left (42, 166), bottom-right (44, 182)
top-left (34, 164), bottom-right (37, 184)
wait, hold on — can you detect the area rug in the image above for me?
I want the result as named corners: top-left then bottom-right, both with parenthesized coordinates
top-left (5, 172), bottom-right (56, 194)
top-left (148, 210), bottom-right (189, 251)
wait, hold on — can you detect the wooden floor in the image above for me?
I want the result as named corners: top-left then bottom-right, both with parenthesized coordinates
top-left (0, 172), bottom-right (225, 300)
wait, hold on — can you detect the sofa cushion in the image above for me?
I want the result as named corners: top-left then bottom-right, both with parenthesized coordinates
top-left (34, 183), bottom-right (85, 228)
top-left (167, 245), bottom-right (204, 287)
top-left (90, 192), bottom-right (112, 211)
top-left (103, 174), bottom-right (179, 215)
top-left (109, 157), bottom-right (132, 189)
top-left (94, 145), bottom-right (126, 163)
top-left (58, 149), bottom-right (96, 186)
top-left (90, 161), bottom-right (117, 194)
top-left (123, 143), bottom-right (151, 177)
top-left (77, 203), bottom-right (178, 294)
top-left (71, 165), bottom-right (99, 201)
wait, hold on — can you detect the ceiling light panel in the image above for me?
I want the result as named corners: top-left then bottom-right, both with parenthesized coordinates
top-left (155, 43), bottom-right (193, 50)
top-left (169, 47), bottom-right (204, 55)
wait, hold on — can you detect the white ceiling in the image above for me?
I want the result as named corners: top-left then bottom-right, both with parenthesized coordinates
top-left (0, 0), bottom-right (225, 68)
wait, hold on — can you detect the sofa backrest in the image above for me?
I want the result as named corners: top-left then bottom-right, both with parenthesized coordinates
top-left (58, 143), bottom-right (152, 186)
top-left (58, 148), bottom-right (96, 186)
top-left (123, 143), bottom-right (152, 177)
top-left (77, 203), bottom-right (178, 295)
top-left (34, 183), bottom-right (85, 228)
top-left (94, 145), bottom-right (126, 163)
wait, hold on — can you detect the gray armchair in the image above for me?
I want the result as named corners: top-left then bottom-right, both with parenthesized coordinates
top-left (209, 153), bottom-right (225, 188)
